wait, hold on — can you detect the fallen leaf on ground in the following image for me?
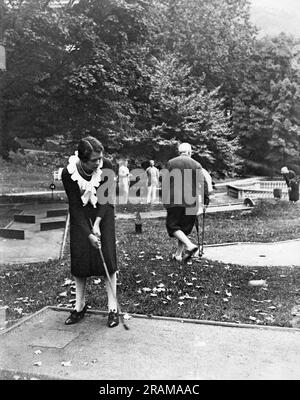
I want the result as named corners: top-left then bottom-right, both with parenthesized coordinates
top-left (61, 361), bottom-right (72, 367)
top-left (62, 279), bottom-right (73, 287)
top-left (33, 361), bottom-right (42, 367)
top-left (265, 316), bottom-right (275, 322)
top-left (179, 294), bottom-right (197, 300)
top-left (249, 316), bottom-right (258, 321)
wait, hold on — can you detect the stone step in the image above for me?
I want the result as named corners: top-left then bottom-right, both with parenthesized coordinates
top-left (46, 209), bottom-right (68, 218)
top-left (40, 220), bottom-right (66, 231)
top-left (0, 228), bottom-right (25, 240)
top-left (14, 215), bottom-right (36, 224)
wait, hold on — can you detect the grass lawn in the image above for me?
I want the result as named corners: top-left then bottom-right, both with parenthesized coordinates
top-left (0, 199), bottom-right (300, 329)
top-left (0, 152), bottom-right (67, 194)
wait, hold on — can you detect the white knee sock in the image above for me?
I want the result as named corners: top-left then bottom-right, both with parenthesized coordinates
top-left (105, 272), bottom-right (117, 312)
top-left (74, 276), bottom-right (86, 312)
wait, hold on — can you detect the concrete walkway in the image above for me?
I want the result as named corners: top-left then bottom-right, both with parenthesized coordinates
top-left (203, 239), bottom-right (300, 267)
top-left (1, 188), bottom-right (300, 380)
top-left (1, 307), bottom-right (300, 380)
top-left (0, 203), bottom-right (68, 265)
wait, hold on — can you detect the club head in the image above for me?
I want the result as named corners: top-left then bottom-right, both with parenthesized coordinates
top-left (194, 249), bottom-right (203, 258)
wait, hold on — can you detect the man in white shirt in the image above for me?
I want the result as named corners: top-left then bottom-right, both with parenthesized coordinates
top-left (146, 160), bottom-right (160, 204)
top-left (118, 160), bottom-right (130, 204)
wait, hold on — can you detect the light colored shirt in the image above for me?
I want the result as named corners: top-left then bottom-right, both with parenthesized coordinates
top-left (118, 166), bottom-right (130, 182)
top-left (146, 166), bottom-right (159, 186)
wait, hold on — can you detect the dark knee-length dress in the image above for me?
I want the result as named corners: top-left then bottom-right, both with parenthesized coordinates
top-left (62, 158), bottom-right (117, 278)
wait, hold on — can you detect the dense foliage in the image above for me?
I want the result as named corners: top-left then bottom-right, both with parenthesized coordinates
top-left (0, 0), bottom-right (299, 176)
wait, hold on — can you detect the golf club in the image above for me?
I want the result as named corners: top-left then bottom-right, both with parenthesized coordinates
top-left (195, 215), bottom-right (201, 257)
top-left (195, 206), bottom-right (206, 257)
top-left (201, 205), bottom-right (206, 255)
top-left (89, 220), bottom-right (129, 330)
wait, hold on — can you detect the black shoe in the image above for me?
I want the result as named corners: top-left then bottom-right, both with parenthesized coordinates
top-left (65, 304), bottom-right (89, 325)
top-left (107, 310), bottom-right (119, 328)
top-left (182, 246), bottom-right (198, 263)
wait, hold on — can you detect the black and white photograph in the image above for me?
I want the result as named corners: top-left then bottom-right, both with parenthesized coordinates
top-left (0, 0), bottom-right (300, 383)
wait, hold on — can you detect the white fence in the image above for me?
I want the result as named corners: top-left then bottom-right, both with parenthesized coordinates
top-left (227, 180), bottom-right (292, 200)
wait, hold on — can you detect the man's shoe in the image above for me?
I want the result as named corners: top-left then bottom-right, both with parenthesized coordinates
top-left (107, 310), bottom-right (119, 328)
top-left (65, 303), bottom-right (89, 325)
top-left (182, 246), bottom-right (198, 263)
top-left (171, 254), bottom-right (182, 262)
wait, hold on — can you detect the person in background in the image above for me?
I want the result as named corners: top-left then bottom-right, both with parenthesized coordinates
top-left (146, 160), bottom-right (160, 204)
top-left (62, 136), bottom-right (119, 328)
top-left (281, 166), bottom-right (299, 202)
top-left (162, 142), bottom-right (208, 262)
top-left (118, 160), bottom-right (131, 204)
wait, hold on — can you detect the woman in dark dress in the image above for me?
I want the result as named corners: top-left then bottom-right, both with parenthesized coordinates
top-left (281, 166), bottom-right (299, 202)
top-left (62, 136), bottom-right (119, 327)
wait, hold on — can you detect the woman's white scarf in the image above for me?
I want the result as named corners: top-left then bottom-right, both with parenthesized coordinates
top-left (67, 151), bottom-right (103, 208)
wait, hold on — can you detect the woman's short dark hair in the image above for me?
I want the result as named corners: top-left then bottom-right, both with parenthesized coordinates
top-left (77, 136), bottom-right (104, 162)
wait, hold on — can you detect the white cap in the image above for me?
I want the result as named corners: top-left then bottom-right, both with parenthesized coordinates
top-left (281, 166), bottom-right (289, 174)
top-left (178, 143), bottom-right (191, 154)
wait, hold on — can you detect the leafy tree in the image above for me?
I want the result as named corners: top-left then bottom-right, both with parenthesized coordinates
top-left (148, 0), bottom-right (256, 95)
top-left (0, 0), bottom-right (152, 157)
top-left (232, 34), bottom-right (300, 174)
top-left (140, 55), bottom-right (240, 174)
top-left (1, 0), bottom-right (76, 157)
